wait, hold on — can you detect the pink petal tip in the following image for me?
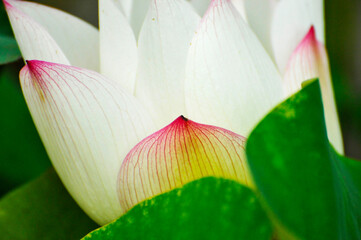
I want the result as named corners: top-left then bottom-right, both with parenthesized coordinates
top-left (3, 0), bottom-right (13, 8)
top-left (300, 26), bottom-right (317, 46)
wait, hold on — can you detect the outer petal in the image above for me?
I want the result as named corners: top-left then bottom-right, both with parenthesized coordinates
top-left (118, 116), bottom-right (252, 213)
top-left (185, 0), bottom-right (283, 137)
top-left (99, 0), bottom-right (137, 94)
top-left (284, 27), bottom-right (343, 153)
top-left (271, 0), bottom-right (324, 73)
top-left (243, 0), bottom-right (278, 57)
top-left (4, 0), bottom-right (99, 71)
top-left (20, 61), bottom-right (156, 225)
top-left (135, 0), bottom-right (201, 128)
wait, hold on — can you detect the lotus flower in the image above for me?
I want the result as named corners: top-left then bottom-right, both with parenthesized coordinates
top-left (3, 0), bottom-right (342, 225)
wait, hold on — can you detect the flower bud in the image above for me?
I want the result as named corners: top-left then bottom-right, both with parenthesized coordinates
top-left (118, 116), bottom-right (252, 213)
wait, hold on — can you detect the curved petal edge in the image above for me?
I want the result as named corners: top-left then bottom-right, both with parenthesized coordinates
top-left (20, 60), bottom-right (156, 225)
top-left (118, 116), bottom-right (252, 214)
top-left (283, 26), bottom-right (343, 153)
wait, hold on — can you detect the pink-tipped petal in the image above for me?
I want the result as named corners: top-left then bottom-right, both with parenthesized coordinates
top-left (20, 61), bottom-right (156, 225)
top-left (271, 0), bottom-right (324, 73)
top-left (283, 26), bottom-right (318, 92)
top-left (3, 0), bottom-right (12, 8)
top-left (5, 0), bottom-right (99, 70)
top-left (284, 26), bottom-right (343, 153)
top-left (185, 0), bottom-right (283, 137)
top-left (118, 116), bottom-right (252, 213)
top-left (135, 0), bottom-right (201, 128)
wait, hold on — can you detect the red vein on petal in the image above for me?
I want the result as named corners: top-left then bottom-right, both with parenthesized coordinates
top-left (3, 0), bottom-right (13, 9)
top-left (190, 122), bottom-right (217, 175)
top-left (195, 124), bottom-right (225, 176)
top-left (173, 118), bottom-right (184, 185)
top-left (118, 116), bottom-right (250, 214)
top-left (201, 126), bottom-right (239, 179)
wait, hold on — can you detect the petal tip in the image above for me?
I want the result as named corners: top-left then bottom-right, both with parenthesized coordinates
top-left (165, 115), bottom-right (190, 128)
top-left (20, 62), bottom-right (30, 75)
top-left (118, 116), bottom-right (251, 213)
top-left (26, 60), bottom-right (68, 71)
top-left (24, 60), bottom-right (65, 89)
top-left (305, 25), bottom-right (316, 42)
top-left (298, 25), bottom-right (317, 48)
top-left (3, 0), bottom-right (13, 9)
top-left (23, 60), bottom-right (47, 87)
top-left (26, 60), bottom-right (44, 72)
top-left (179, 115), bottom-right (188, 121)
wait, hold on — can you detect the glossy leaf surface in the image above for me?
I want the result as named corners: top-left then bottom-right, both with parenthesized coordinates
top-left (84, 177), bottom-right (272, 240)
top-left (247, 80), bottom-right (361, 240)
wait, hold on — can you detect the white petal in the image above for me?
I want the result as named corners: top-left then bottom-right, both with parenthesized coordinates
top-left (4, 0), bottom-right (69, 65)
top-left (135, 0), bottom-right (201, 128)
top-left (188, 0), bottom-right (209, 16)
top-left (118, 0), bottom-right (150, 39)
top-left (117, 0), bottom-right (132, 16)
top-left (20, 61), bottom-right (156, 225)
top-left (230, 0), bottom-right (247, 20)
top-left (189, 0), bottom-right (247, 19)
top-left (243, 0), bottom-right (278, 57)
top-left (271, 0), bottom-right (324, 73)
top-left (5, 0), bottom-right (99, 71)
top-left (284, 27), bottom-right (343, 153)
top-left (99, 0), bottom-right (137, 94)
top-left (185, 0), bottom-right (283, 137)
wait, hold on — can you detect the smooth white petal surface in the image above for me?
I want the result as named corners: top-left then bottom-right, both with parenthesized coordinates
top-left (20, 61), bottom-right (156, 225)
top-left (271, 0), bottom-right (324, 73)
top-left (118, 0), bottom-right (132, 16)
top-left (189, 0), bottom-right (247, 19)
top-left (119, 0), bottom-right (150, 39)
top-left (284, 27), bottom-right (343, 153)
top-left (189, 0), bottom-right (211, 16)
top-left (189, 0), bottom-right (210, 16)
top-left (244, 0), bottom-right (278, 57)
top-left (185, 0), bottom-right (283, 137)
top-left (230, 0), bottom-right (246, 20)
top-left (99, 0), bottom-right (137, 94)
top-left (135, 0), bottom-right (201, 128)
top-left (4, 0), bottom-right (99, 71)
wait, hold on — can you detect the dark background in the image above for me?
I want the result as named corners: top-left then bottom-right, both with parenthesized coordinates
top-left (0, 0), bottom-right (360, 197)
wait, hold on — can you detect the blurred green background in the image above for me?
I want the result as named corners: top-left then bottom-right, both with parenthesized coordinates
top-left (0, 0), bottom-right (360, 198)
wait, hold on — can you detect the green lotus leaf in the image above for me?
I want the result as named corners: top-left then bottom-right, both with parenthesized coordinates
top-left (246, 80), bottom-right (361, 240)
top-left (83, 177), bottom-right (272, 240)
